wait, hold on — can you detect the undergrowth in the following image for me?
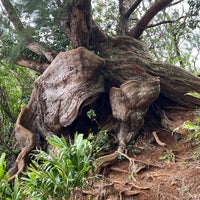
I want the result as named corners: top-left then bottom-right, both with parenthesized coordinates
top-left (184, 119), bottom-right (200, 160)
top-left (0, 133), bottom-right (95, 200)
top-left (184, 92), bottom-right (200, 160)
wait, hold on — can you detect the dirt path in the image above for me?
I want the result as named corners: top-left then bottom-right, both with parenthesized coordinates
top-left (80, 131), bottom-right (200, 200)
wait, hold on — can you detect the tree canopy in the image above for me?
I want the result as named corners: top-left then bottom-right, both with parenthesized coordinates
top-left (0, 0), bottom-right (199, 71)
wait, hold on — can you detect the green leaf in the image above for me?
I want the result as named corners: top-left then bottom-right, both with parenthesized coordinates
top-left (185, 92), bottom-right (200, 99)
top-left (0, 153), bottom-right (6, 180)
top-left (46, 135), bottom-right (67, 149)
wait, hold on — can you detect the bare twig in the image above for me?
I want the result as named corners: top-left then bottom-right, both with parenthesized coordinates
top-left (147, 16), bottom-right (185, 28)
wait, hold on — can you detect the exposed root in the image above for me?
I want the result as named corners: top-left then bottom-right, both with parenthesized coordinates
top-left (110, 167), bottom-right (129, 173)
top-left (116, 151), bottom-right (164, 174)
top-left (113, 180), bottom-right (150, 190)
top-left (124, 190), bottom-right (142, 196)
top-left (96, 181), bottom-right (119, 200)
top-left (8, 108), bottom-right (36, 183)
top-left (152, 131), bottom-right (167, 146)
top-left (102, 179), bottom-right (151, 199)
top-left (95, 151), bottom-right (119, 173)
top-left (96, 146), bottom-right (164, 177)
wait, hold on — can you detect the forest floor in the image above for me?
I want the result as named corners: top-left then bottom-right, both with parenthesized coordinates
top-left (75, 130), bottom-right (200, 200)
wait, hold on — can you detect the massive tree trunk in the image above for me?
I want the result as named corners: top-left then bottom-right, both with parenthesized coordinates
top-left (6, 0), bottom-right (200, 181)
top-left (8, 36), bottom-right (200, 181)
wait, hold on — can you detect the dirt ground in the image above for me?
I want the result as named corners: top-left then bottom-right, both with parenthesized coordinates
top-left (78, 130), bottom-right (200, 200)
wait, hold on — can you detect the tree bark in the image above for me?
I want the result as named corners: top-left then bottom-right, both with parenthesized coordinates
top-left (63, 0), bottom-right (92, 48)
top-left (117, 0), bottom-right (143, 35)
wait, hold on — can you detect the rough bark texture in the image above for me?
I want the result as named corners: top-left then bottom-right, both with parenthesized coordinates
top-left (63, 0), bottom-right (91, 48)
top-left (9, 47), bottom-right (105, 180)
top-left (9, 36), bottom-right (200, 180)
top-left (110, 78), bottom-right (160, 151)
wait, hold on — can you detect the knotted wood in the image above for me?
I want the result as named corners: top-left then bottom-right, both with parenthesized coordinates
top-left (9, 36), bottom-right (200, 180)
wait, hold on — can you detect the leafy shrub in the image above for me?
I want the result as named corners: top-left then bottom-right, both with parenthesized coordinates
top-left (21, 134), bottom-right (94, 199)
top-left (184, 119), bottom-right (200, 160)
top-left (184, 92), bottom-right (200, 159)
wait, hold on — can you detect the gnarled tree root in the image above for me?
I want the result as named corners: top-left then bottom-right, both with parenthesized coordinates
top-left (95, 151), bottom-right (119, 174)
top-left (8, 108), bottom-right (36, 182)
top-left (95, 148), bottom-right (164, 176)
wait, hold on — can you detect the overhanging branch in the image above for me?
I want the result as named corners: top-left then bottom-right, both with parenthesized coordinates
top-left (117, 0), bottom-right (142, 35)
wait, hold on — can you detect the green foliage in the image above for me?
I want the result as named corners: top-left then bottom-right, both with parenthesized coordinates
top-left (91, 130), bottom-right (110, 157)
top-left (0, 153), bottom-right (22, 200)
top-left (20, 134), bottom-right (94, 199)
top-left (184, 120), bottom-right (200, 160)
top-left (183, 92), bottom-right (200, 160)
top-left (0, 62), bottom-right (37, 163)
top-left (86, 109), bottom-right (111, 156)
top-left (159, 150), bottom-right (175, 163)
top-left (92, 0), bottom-right (118, 35)
top-left (0, 0), bottom-right (70, 62)
top-left (87, 109), bottom-right (97, 121)
top-left (144, 1), bottom-right (200, 71)
top-left (186, 92), bottom-right (200, 99)
top-left (187, 0), bottom-right (200, 29)
top-left (0, 134), bottom-right (95, 199)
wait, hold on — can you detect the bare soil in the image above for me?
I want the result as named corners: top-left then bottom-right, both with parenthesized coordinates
top-left (78, 131), bottom-right (200, 200)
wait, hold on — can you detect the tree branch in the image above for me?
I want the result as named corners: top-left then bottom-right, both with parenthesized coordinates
top-left (125, 0), bottom-right (143, 19)
top-left (168, 0), bottom-right (184, 7)
top-left (147, 16), bottom-right (185, 28)
top-left (16, 56), bottom-right (49, 73)
top-left (1, 0), bottom-right (25, 33)
top-left (61, 0), bottom-right (92, 48)
top-left (130, 0), bottom-right (174, 39)
top-left (1, 0), bottom-right (57, 63)
top-left (117, 0), bottom-right (142, 35)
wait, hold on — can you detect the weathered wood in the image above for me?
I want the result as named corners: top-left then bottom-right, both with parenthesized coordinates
top-left (9, 47), bottom-right (105, 180)
top-left (110, 78), bottom-right (160, 151)
top-left (102, 36), bottom-right (200, 108)
top-left (9, 36), bottom-right (200, 180)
